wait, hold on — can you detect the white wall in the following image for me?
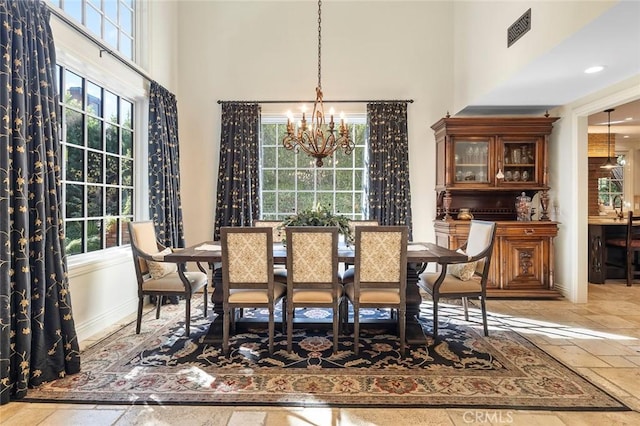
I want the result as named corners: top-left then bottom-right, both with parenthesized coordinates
top-left (175, 0), bottom-right (455, 246)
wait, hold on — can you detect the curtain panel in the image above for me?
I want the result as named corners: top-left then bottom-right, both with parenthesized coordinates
top-left (0, 0), bottom-right (80, 404)
top-left (366, 102), bottom-right (413, 239)
top-left (148, 81), bottom-right (185, 248)
top-left (213, 103), bottom-right (261, 240)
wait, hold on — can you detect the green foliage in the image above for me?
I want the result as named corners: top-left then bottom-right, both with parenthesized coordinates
top-left (279, 203), bottom-right (352, 242)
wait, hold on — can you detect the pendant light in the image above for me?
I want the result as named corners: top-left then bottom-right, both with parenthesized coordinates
top-left (600, 108), bottom-right (617, 169)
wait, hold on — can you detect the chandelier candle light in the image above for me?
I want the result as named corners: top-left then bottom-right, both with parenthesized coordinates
top-left (283, 0), bottom-right (353, 167)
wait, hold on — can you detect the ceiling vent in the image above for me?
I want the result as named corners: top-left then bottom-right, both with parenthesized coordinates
top-left (508, 8), bottom-right (531, 47)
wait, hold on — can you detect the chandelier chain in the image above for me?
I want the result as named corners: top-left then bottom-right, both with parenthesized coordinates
top-left (282, 0), bottom-right (353, 167)
top-left (317, 0), bottom-right (322, 90)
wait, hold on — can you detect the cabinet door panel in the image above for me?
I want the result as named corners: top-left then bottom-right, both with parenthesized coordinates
top-left (503, 239), bottom-right (548, 289)
top-left (498, 136), bottom-right (543, 187)
top-left (451, 137), bottom-right (493, 187)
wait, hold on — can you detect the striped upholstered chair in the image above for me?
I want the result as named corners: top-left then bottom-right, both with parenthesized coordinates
top-left (285, 226), bottom-right (342, 353)
top-left (342, 226), bottom-right (409, 355)
top-left (220, 227), bottom-right (286, 355)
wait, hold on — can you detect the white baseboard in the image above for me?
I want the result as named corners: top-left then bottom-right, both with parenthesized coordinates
top-left (74, 298), bottom-right (139, 343)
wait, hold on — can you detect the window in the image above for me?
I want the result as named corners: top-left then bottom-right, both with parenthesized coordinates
top-left (48, 0), bottom-right (135, 60)
top-left (260, 115), bottom-right (367, 220)
top-left (58, 65), bottom-right (135, 255)
top-left (598, 154), bottom-right (626, 210)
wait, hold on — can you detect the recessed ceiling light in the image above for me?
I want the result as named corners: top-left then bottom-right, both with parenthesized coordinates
top-left (584, 66), bottom-right (605, 74)
top-left (623, 135), bottom-right (630, 138)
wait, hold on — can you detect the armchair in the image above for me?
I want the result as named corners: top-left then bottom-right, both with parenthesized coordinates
top-left (419, 220), bottom-right (497, 339)
top-left (128, 221), bottom-right (208, 337)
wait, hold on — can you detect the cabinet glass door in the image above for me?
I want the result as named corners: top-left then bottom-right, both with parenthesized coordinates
top-left (453, 139), bottom-right (490, 184)
top-left (501, 139), bottom-right (538, 185)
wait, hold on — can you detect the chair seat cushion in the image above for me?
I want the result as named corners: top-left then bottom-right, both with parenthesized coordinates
top-left (421, 272), bottom-right (483, 295)
top-left (291, 288), bottom-right (343, 303)
top-left (344, 283), bottom-right (400, 304)
top-left (229, 282), bottom-right (286, 303)
top-left (142, 271), bottom-right (207, 293)
top-left (147, 248), bottom-right (178, 279)
top-left (607, 238), bottom-right (640, 248)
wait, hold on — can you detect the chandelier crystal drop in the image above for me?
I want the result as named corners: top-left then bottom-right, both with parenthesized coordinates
top-left (282, 0), bottom-right (353, 167)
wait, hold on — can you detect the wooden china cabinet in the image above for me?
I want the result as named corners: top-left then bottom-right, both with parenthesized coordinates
top-left (431, 115), bottom-right (561, 298)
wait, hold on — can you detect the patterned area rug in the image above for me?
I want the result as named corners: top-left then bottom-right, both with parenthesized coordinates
top-left (24, 300), bottom-right (629, 410)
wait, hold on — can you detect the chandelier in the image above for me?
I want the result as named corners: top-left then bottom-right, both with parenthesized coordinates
top-left (282, 0), bottom-right (353, 167)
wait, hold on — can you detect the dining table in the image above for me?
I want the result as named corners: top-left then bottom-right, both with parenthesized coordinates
top-left (165, 240), bottom-right (466, 345)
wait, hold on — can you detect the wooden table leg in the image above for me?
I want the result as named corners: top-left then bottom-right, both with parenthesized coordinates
top-left (202, 266), bottom-right (223, 344)
top-left (405, 264), bottom-right (428, 345)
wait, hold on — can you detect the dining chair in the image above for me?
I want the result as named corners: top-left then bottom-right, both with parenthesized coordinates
top-left (605, 211), bottom-right (640, 286)
top-left (128, 221), bottom-right (208, 337)
top-left (220, 227), bottom-right (286, 355)
top-left (419, 220), bottom-right (497, 339)
top-left (343, 219), bottom-right (379, 270)
top-left (342, 226), bottom-right (408, 355)
top-left (347, 219), bottom-right (379, 241)
top-left (285, 226), bottom-right (342, 353)
top-left (253, 219), bottom-right (285, 243)
top-left (253, 219), bottom-right (288, 284)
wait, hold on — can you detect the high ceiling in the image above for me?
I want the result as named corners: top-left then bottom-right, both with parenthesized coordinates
top-left (458, 1), bottom-right (640, 144)
top-left (459, 2), bottom-right (640, 118)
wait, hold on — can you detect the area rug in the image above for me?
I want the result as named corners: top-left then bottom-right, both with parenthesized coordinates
top-left (23, 300), bottom-right (629, 410)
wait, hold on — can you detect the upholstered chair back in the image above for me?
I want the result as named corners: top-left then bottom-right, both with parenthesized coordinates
top-left (289, 227), bottom-right (337, 284)
top-left (129, 221), bottom-right (159, 275)
top-left (223, 229), bottom-right (271, 285)
top-left (357, 227), bottom-right (407, 284)
top-left (466, 220), bottom-right (496, 275)
top-left (253, 220), bottom-right (284, 243)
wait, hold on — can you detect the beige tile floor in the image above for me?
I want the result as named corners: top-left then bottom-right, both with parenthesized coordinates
top-left (3, 282), bottom-right (640, 425)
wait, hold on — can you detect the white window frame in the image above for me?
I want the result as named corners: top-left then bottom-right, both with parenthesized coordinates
top-left (51, 6), bottom-right (148, 270)
top-left (47, 0), bottom-right (136, 61)
top-left (598, 152), bottom-right (629, 213)
top-left (58, 65), bottom-right (136, 256)
top-left (259, 113), bottom-right (368, 220)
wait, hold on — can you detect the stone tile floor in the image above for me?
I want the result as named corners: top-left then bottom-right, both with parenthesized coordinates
top-left (3, 282), bottom-right (640, 425)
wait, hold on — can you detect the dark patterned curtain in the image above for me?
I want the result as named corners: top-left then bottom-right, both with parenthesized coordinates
top-left (0, 0), bottom-right (80, 404)
top-left (367, 102), bottom-right (413, 239)
top-left (148, 81), bottom-right (185, 248)
top-left (213, 103), bottom-right (260, 240)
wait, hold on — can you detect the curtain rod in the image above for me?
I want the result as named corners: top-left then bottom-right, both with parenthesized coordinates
top-left (47, 5), bottom-right (153, 83)
top-left (217, 99), bottom-right (414, 104)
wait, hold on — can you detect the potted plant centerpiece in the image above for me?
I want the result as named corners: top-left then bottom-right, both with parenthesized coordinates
top-left (279, 203), bottom-right (352, 244)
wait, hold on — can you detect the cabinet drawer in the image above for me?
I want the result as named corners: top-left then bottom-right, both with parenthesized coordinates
top-left (498, 225), bottom-right (558, 238)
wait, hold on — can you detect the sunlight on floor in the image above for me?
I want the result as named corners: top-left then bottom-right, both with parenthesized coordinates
top-left (419, 301), bottom-right (638, 341)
